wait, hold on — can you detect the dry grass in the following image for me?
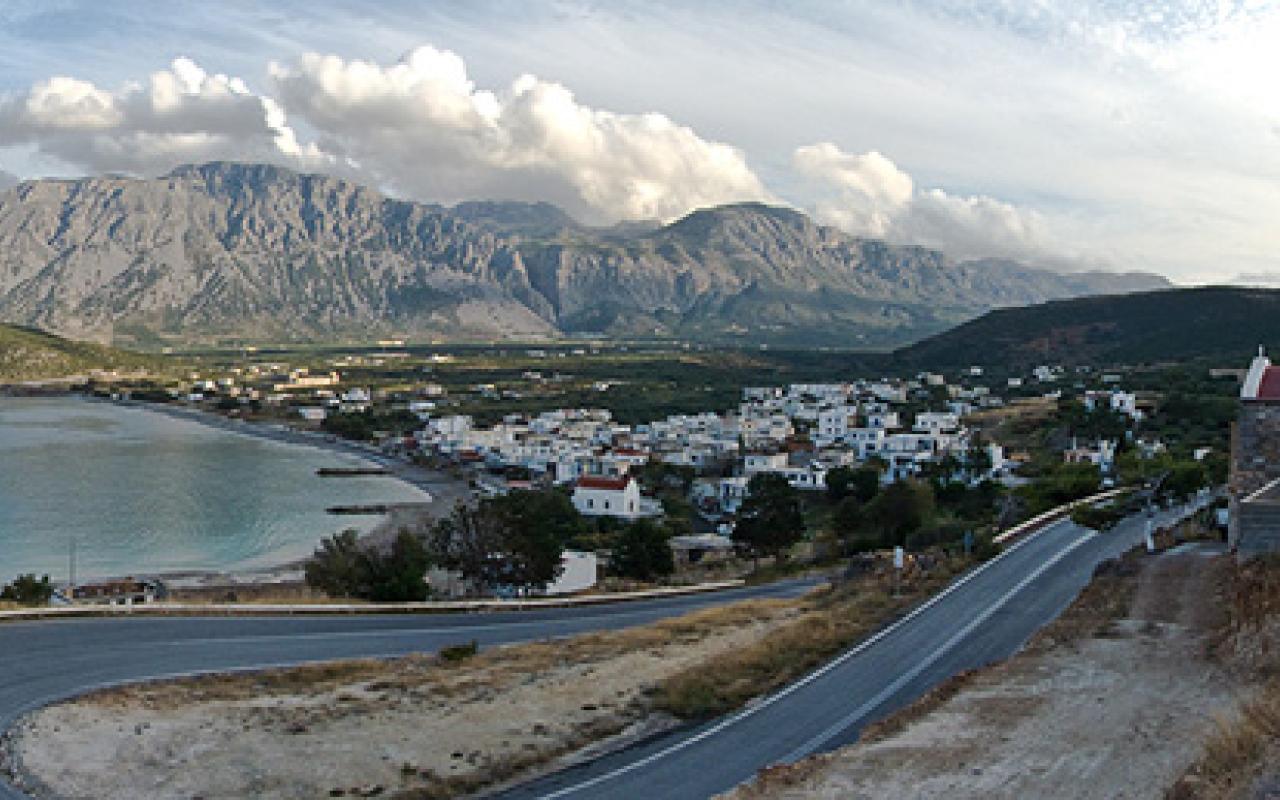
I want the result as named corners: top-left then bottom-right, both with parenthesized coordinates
top-left (163, 583), bottom-right (343, 604)
top-left (1169, 555), bottom-right (1280, 799)
top-left (1168, 681), bottom-right (1280, 800)
top-left (47, 595), bottom-right (802, 800)
top-left (654, 556), bottom-right (970, 719)
top-left (36, 557), bottom-right (982, 799)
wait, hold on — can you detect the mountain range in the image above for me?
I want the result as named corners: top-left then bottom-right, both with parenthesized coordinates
top-left (0, 161), bottom-right (1168, 348)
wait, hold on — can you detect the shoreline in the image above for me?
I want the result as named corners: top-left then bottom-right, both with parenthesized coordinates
top-left (105, 397), bottom-right (474, 587)
top-left (12, 393), bottom-right (472, 589)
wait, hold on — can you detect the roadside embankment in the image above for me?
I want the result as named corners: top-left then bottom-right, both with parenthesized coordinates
top-left (728, 534), bottom-right (1241, 800)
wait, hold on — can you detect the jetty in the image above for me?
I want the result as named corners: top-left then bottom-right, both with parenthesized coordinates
top-left (326, 504), bottom-right (391, 515)
top-left (316, 467), bottom-right (390, 477)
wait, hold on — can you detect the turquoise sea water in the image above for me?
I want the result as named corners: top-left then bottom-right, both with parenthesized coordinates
top-left (0, 397), bottom-right (428, 580)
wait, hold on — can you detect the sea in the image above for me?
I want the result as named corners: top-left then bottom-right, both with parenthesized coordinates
top-left (0, 396), bottom-right (430, 581)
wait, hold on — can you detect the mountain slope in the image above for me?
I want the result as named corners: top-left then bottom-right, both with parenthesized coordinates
top-left (895, 286), bottom-right (1280, 368)
top-left (0, 162), bottom-right (1168, 348)
top-left (0, 324), bottom-right (156, 381)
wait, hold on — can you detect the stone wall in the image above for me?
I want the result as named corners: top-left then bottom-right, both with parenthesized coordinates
top-left (1230, 400), bottom-right (1280, 553)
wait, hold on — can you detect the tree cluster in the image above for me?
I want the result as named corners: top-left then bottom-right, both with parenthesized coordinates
top-left (1, 573), bottom-right (54, 606)
top-left (732, 473), bottom-right (806, 560)
top-left (609, 518), bottom-right (676, 581)
top-left (429, 490), bottom-right (578, 593)
top-left (304, 529), bottom-right (432, 601)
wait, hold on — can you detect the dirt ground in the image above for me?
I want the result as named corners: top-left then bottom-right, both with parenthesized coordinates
top-left (732, 545), bottom-right (1245, 800)
top-left (7, 599), bottom-right (801, 800)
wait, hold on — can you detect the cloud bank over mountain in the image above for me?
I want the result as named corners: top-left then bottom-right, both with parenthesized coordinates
top-left (0, 46), bottom-right (770, 227)
top-left (793, 142), bottom-right (1067, 267)
top-left (268, 46), bottom-right (770, 223)
top-left (0, 58), bottom-right (314, 174)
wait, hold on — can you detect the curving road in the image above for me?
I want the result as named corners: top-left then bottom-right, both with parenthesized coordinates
top-left (0, 501), bottom-right (1207, 800)
top-left (0, 579), bottom-right (816, 800)
top-left (497, 500), bottom-right (1211, 799)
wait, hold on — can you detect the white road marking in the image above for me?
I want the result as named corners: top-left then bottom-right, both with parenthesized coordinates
top-left (778, 528), bottom-right (1092, 762)
top-left (537, 516), bottom-right (1085, 799)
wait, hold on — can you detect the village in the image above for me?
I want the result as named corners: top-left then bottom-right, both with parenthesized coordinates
top-left (80, 347), bottom-right (1213, 598)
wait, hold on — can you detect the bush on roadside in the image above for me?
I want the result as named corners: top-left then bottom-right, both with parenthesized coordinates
top-left (1070, 502), bottom-right (1126, 532)
top-left (439, 640), bottom-right (478, 663)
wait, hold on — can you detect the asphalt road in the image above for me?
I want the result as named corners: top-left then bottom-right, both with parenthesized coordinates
top-left (497, 501), bottom-right (1211, 800)
top-left (0, 501), bottom-right (1207, 800)
top-left (0, 578), bottom-right (815, 800)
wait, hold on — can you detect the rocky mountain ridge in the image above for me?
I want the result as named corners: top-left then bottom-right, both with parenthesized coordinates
top-left (0, 161), bottom-right (1169, 348)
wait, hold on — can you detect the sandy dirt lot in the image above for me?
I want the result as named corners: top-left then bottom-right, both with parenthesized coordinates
top-left (7, 598), bottom-right (800, 800)
top-left (733, 545), bottom-right (1244, 800)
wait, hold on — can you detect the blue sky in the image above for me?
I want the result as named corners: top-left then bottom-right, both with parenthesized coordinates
top-left (0, 0), bottom-right (1277, 283)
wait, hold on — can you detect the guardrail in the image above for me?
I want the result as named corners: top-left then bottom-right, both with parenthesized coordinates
top-left (991, 487), bottom-right (1132, 546)
top-left (0, 579), bottom-right (747, 622)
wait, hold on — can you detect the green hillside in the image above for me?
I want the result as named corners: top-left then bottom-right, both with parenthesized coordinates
top-left (895, 286), bottom-right (1280, 368)
top-left (0, 325), bottom-right (157, 382)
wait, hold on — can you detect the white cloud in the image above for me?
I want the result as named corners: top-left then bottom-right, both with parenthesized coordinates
top-left (0, 58), bottom-right (315, 175)
top-left (0, 168), bottom-right (16, 190)
top-left (793, 142), bottom-right (1071, 266)
top-left (268, 46), bottom-right (768, 222)
top-left (0, 46), bottom-right (768, 225)
top-left (793, 143), bottom-right (913, 238)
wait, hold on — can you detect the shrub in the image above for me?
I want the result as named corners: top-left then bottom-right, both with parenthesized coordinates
top-left (439, 640), bottom-right (478, 663)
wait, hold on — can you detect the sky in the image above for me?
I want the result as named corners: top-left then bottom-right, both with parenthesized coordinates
top-left (0, 0), bottom-right (1276, 284)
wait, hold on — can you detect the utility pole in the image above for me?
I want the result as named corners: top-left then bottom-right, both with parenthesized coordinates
top-left (893, 546), bottom-right (904, 597)
top-left (68, 536), bottom-right (76, 599)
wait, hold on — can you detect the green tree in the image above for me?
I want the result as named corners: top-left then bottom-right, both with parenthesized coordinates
top-left (610, 519), bottom-right (675, 581)
top-left (304, 528), bottom-right (433, 601)
top-left (826, 466), bottom-right (881, 504)
top-left (831, 494), bottom-right (883, 553)
top-left (489, 489), bottom-right (583, 552)
top-left (732, 473), bottom-right (806, 560)
top-left (1164, 460), bottom-right (1209, 500)
top-left (864, 479), bottom-right (935, 548)
top-left (1, 573), bottom-right (53, 605)
top-left (363, 529), bottom-right (433, 601)
top-left (304, 529), bottom-right (367, 598)
top-left (431, 494), bottom-right (568, 592)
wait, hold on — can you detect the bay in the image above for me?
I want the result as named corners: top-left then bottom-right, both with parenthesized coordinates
top-left (0, 396), bottom-right (429, 581)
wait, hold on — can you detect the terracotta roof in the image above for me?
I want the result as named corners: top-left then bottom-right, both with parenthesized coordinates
top-left (575, 475), bottom-right (633, 491)
top-left (1259, 366), bottom-right (1280, 399)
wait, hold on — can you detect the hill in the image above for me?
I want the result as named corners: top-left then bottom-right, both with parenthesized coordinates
top-left (895, 286), bottom-right (1280, 368)
top-left (0, 162), bottom-right (1168, 348)
top-left (0, 324), bottom-right (156, 382)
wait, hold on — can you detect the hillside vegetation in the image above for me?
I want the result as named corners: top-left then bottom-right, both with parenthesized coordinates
top-left (896, 286), bottom-right (1280, 368)
top-left (0, 324), bottom-right (155, 382)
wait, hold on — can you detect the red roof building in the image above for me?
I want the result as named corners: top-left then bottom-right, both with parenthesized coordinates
top-left (574, 475), bottom-right (633, 491)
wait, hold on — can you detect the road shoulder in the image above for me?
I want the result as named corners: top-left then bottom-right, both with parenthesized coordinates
top-left (730, 541), bottom-right (1239, 800)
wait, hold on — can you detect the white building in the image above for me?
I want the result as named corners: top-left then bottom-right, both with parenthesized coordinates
top-left (571, 475), bottom-right (659, 519)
